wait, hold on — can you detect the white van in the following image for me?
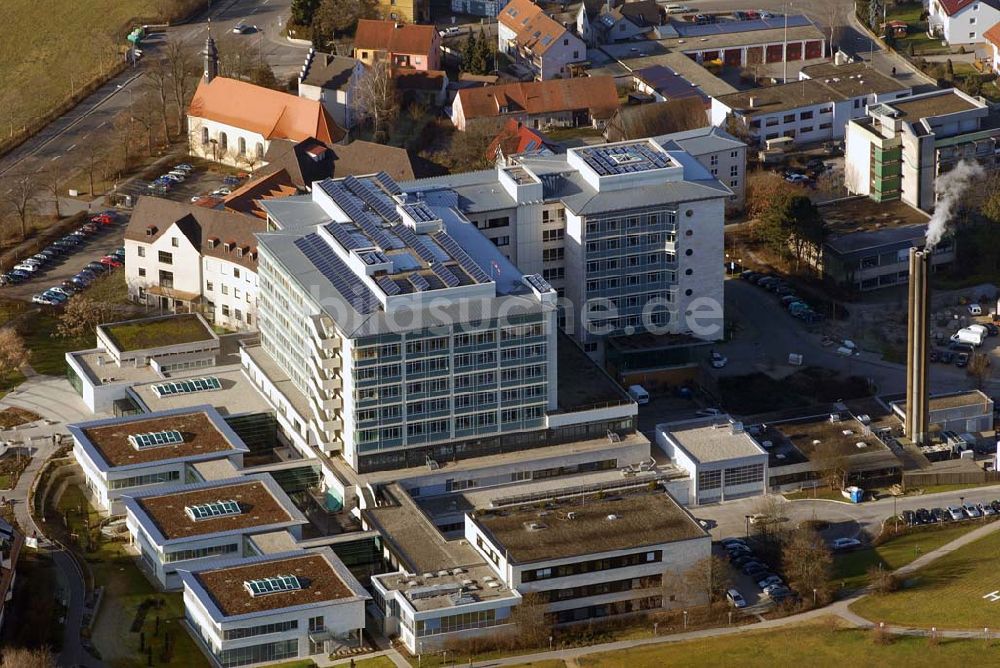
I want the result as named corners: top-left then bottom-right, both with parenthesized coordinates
top-left (628, 385), bottom-right (650, 405)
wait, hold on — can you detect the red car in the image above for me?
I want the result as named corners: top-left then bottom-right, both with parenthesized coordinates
top-left (90, 213), bottom-right (115, 226)
top-left (100, 256), bottom-right (123, 268)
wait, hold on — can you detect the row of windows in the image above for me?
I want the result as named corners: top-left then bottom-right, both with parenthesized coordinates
top-left (542, 575), bottom-right (661, 603)
top-left (522, 550), bottom-right (663, 582)
top-left (585, 212), bottom-right (675, 236)
top-left (223, 619), bottom-right (298, 641)
top-left (108, 469), bottom-right (179, 491)
top-left (217, 639), bottom-right (297, 668)
top-left (586, 233), bottom-right (672, 254)
top-left (542, 228), bottom-right (565, 242)
top-left (414, 609), bottom-right (501, 637)
top-left (586, 272), bottom-right (672, 292)
top-left (586, 253), bottom-right (671, 273)
top-left (164, 542), bottom-right (238, 563)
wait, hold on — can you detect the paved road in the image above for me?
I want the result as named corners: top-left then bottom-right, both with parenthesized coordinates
top-left (0, 0), bottom-right (304, 197)
top-left (2, 376), bottom-right (99, 667)
top-left (716, 279), bottom-right (993, 398)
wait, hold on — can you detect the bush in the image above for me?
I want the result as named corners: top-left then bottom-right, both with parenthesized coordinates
top-left (867, 565), bottom-right (900, 594)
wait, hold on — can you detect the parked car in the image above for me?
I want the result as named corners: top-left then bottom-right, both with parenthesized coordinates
top-left (956, 352), bottom-right (970, 368)
top-left (439, 26), bottom-right (465, 37)
top-left (211, 187), bottom-right (232, 196)
top-left (232, 22), bottom-right (256, 34)
top-left (742, 561), bottom-right (767, 576)
top-left (785, 173), bottom-right (810, 184)
top-left (765, 585), bottom-right (794, 601)
top-left (757, 574), bottom-right (783, 590)
top-left (90, 213), bottom-right (115, 226)
top-left (694, 13), bottom-right (716, 24)
top-left (32, 293), bottom-right (57, 305)
top-left (947, 505), bottom-right (965, 520)
top-left (100, 256), bottom-right (123, 268)
top-left (830, 537), bottom-right (862, 551)
top-left (931, 507), bottom-right (949, 522)
top-left (963, 502), bottom-right (981, 518)
top-left (710, 351), bottom-right (728, 368)
top-left (174, 163), bottom-right (194, 173)
top-left (13, 263), bottom-right (39, 273)
top-left (726, 589), bottom-right (747, 608)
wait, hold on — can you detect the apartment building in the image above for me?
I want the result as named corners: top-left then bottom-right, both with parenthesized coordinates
top-left (69, 406), bottom-right (249, 516)
top-left (928, 0), bottom-right (1000, 45)
top-left (403, 136), bottom-right (733, 363)
top-left (711, 62), bottom-right (911, 146)
top-left (181, 550), bottom-right (369, 667)
top-left (466, 488), bottom-right (710, 623)
top-left (498, 0), bottom-right (586, 80)
top-left (844, 88), bottom-right (1000, 212)
top-left (123, 476), bottom-right (307, 589)
top-left (658, 126), bottom-right (748, 210)
top-left (124, 197), bottom-right (265, 331)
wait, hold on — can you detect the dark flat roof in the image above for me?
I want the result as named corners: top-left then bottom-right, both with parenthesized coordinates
top-left (136, 482), bottom-right (293, 541)
top-left (472, 490), bottom-right (706, 564)
top-left (195, 554), bottom-right (354, 616)
top-left (888, 91), bottom-right (979, 120)
top-left (82, 411), bottom-right (238, 467)
top-left (556, 332), bottom-right (632, 412)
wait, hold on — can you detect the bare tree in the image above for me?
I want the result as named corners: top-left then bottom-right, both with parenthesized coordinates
top-left (164, 37), bottom-right (197, 132)
top-left (781, 526), bottom-right (832, 605)
top-left (239, 150), bottom-right (261, 176)
top-left (0, 328), bottom-right (28, 390)
top-left (681, 555), bottom-right (732, 607)
top-left (813, 441), bottom-right (850, 491)
top-left (217, 34), bottom-right (255, 80)
top-left (352, 59), bottom-right (398, 143)
top-left (112, 112), bottom-right (137, 171)
top-left (44, 171), bottom-right (62, 219)
top-left (968, 351), bottom-right (992, 390)
top-left (507, 591), bottom-right (551, 649)
top-left (0, 91), bottom-right (19, 139)
top-left (144, 60), bottom-right (173, 142)
top-left (83, 145), bottom-right (103, 196)
top-left (57, 296), bottom-right (117, 338)
top-left (0, 647), bottom-right (55, 668)
top-left (2, 172), bottom-right (35, 239)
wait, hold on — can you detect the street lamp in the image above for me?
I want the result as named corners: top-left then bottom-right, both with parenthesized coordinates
top-left (548, 635), bottom-right (553, 651)
top-left (683, 610), bottom-right (688, 629)
top-left (745, 515), bottom-right (751, 538)
top-left (812, 588), bottom-right (817, 606)
top-left (653, 622), bottom-right (659, 636)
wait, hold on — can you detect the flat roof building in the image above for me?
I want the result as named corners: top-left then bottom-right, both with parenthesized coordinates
top-left (70, 405), bottom-right (250, 516)
top-left (656, 416), bottom-right (768, 505)
top-left (466, 488), bottom-right (710, 624)
top-left (181, 549), bottom-right (369, 666)
top-left (124, 475), bottom-right (308, 589)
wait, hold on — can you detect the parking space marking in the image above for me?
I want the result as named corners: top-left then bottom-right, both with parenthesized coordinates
top-left (49, 155), bottom-right (60, 161)
top-left (67, 144), bottom-right (77, 152)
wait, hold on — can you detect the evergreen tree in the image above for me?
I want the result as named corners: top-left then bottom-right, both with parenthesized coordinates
top-left (461, 33), bottom-right (477, 72)
top-left (473, 28), bottom-right (493, 74)
top-left (291, 0), bottom-right (322, 26)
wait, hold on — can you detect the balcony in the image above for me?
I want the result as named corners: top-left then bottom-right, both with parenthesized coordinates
top-left (319, 355), bottom-right (341, 371)
top-left (307, 315), bottom-right (340, 351)
top-left (320, 376), bottom-right (342, 393)
top-left (321, 394), bottom-right (343, 411)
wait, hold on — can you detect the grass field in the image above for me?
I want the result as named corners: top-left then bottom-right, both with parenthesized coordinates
top-left (850, 527), bottom-right (1000, 629)
top-left (570, 621), bottom-right (1000, 667)
top-left (0, 1), bottom-right (164, 137)
top-left (19, 311), bottom-right (89, 376)
top-left (833, 522), bottom-right (984, 589)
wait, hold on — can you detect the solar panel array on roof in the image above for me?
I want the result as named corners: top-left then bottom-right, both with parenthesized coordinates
top-left (435, 265), bottom-right (460, 288)
top-left (433, 233), bottom-right (491, 283)
top-left (320, 180), bottom-right (367, 222)
top-left (578, 143), bottom-right (671, 176)
top-left (377, 275), bottom-right (402, 296)
top-left (128, 430), bottom-right (184, 450)
top-left (401, 201), bottom-right (439, 223)
top-left (410, 274), bottom-right (430, 292)
top-left (344, 175), bottom-right (401, 223)
top-left (325, 222), bottom-right (366, 251)
top-left (244, 574), bottom-right (302, 597)
top-left (392, 224), bottom-right (437, 263)
top-left (294, 233), bottom-right (381, 315)
top-left (524, 273), bottom-right (554, 294)
top-left (185, 499), bottom-right (242, 521)
top-left (356, 213), bottom-right (403, 251)
top-left (151, 376), bottom-right (222, 398)
top-left (374, 171), bottom-right (402, 195)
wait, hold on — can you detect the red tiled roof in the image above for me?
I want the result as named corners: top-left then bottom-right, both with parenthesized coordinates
top-left (936, 0), bottom-right (979, 15)
top-left (223, 169), bottom-right (299, 219)
top-left (515, 12), bottom-right (572, 55)
top-left (354, 19), bottom-right (438, 57)
top-left (188, 77), bottom-right (345, 144)
top-left (985, 20), bottom-right (1000, 46)
top-left (487, 119), bottom-right (557, 160)
top-left (457, 77), bottom-right (620, 122)
top-left (499, 0), bottom-right (543, 30)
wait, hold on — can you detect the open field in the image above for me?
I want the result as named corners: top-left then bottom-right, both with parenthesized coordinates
top-left (850, 528), bottom-right (1000, 629)
top-left (571, 621), bottom-right (1000, 667)
top-left (833, 521), bottom-right (984, 589)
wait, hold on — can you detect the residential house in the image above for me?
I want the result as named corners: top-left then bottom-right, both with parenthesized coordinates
top-left (844, 87), bottom-right (1000, 212)
top-left (262, 137), bottom-right (416, 189)
top-left (189, 36), bottom-right (344, 168)
top-left (352, 20), bottom-right (441, 71)
top-left (124, 197), bottom-right (266, 331)
top-left (487, 118), bottom-right (559, 164)
top-left (985, 21), bottom-right (1000, 71)
top-left (375, 0), bottom-right (429, 23)
top-left (591, 0), bottom-right (666, 45)
top-left (710, 62), bottom-right (911, 146)
top-left (451, 76), bottom-right (619, 131)
top-left (928, 0), bottom-right (1000, 45)
top-left (298, 50), bottom-right (364, 129)
top-left (498, 0), bottom-right (586, 80)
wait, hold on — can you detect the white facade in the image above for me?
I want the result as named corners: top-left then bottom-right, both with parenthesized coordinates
top-left (929, 0), bottom-right (1000, 45)
top-left (298, 57), bottom-right (364, 130)
top-left (123, 476), bottom-right (307, 590)
top-left (181, 550), bottom-right (368, 667)
top-left (188, 115), bottom-right (269, 170)
top-left (126, 223), bottom-right (260, 331)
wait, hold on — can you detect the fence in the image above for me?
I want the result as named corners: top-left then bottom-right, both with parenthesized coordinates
top-left (903, 469), bottom-right (1000, 489)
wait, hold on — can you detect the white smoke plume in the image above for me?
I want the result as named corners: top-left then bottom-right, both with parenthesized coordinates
top-left (926, 159), bottom-right (984, 250)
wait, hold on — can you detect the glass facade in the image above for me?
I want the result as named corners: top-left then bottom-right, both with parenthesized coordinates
top-left (218, 638), bottom-right (298, 667)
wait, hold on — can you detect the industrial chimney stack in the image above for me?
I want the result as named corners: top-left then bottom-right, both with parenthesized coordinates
top-left (905, 248), bottom-right (930, 445)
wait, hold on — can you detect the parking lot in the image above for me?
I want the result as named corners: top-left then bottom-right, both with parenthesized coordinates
top-left (117, 160), bottom-right (245, 208)
top-left (0, 214), bottom-right (128, 302)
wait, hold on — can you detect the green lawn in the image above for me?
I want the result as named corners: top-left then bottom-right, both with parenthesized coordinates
top-left (850, 527), bottom-right (1000, 629)
top-left (19, 311), bottom-right (89, 376)
top-left (575, 621), bottom-right (1000, 667)
top-left (103, 313), bottom-right (212, 352)
top-left (784, 488), bottom-right (846, 502)
top-left (883, 4), bottom-right (948, 56)
top-left (833, 521), bottom-right (984, 589)
top-left (55, 484), bottom-right (210, 668)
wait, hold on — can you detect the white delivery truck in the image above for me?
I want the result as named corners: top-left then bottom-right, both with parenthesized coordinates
top-left (628, 385), bottom-right (650, 405)
top-left (951, 327), bottom-right (985, 347)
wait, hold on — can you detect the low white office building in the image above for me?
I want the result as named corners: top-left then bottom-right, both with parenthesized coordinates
top-left (69, 405), bottom-right (249, 516)
top-left (656, 417), bottom-right (769, 505)
top-left (123, 476), bottom-right (307, 590)
top-left (466, 488), bottom-right (710, 624)
top-left (181, 549), bottom-right (369, 667)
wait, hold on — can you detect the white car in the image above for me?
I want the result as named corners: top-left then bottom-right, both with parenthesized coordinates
top-left (785, 173), bottom-right (810, 184)
top-left (439, 26), bottom-right (465, 37)
top-left (830, 537), bottom-right (862, 551)
top-left (664, 4), bottom-right (693, 13)
top-left (211, 187), bottom-right (232, 196)
top-left (711, 352), bottom-right (728, 368)
top-left (947, 505), bottom-right (965, 520)
top-left (726, 588), bottom-right (747, 608)
top-left (963, 503), bottom-right (981, 518)
top-left (13, 263), bottom-right (38, 273)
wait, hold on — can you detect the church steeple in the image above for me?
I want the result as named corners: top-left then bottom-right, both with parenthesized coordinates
top-left (203, 20), bottom-right (219, 83)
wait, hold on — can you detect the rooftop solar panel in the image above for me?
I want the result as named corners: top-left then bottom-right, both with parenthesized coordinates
top-left (391, 224), bottom-right (437, 263)
top-left (325, 222), bottom-right (366, 250)
top-left (377, 275), bottom-right (402, 296)
top-left (151, 376), bottom-right (222, 398)
top-left (294, 233), bottom-right (381, 315)
top-left (374, 171), bottom-right (402, 195)
top-left (432, 233), bottom-right (491, 283)
top-left (321, 181), bottom-right (368, 222)
top-left (344, 175), bottom-right (401, 223)
top-left (434, 265), bottom-right (460, 288)
top-left (524, 273), bottom-right (554, 293)
top-left (410, 274), bottom-right (430, 292)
